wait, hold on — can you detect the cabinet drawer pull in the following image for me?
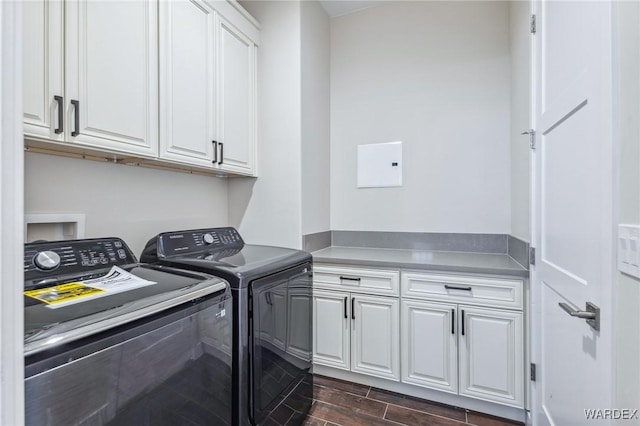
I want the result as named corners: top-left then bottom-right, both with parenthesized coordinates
top-left (351, 297), bottom-right (355, 320)
top-left (71, 99), bottom-right (80, 137)
top-left (451, 309), bottom-right (455, 334)
top-left (343, 297), bottom-right (348, 319)
top-left (461, 310), bottom-right (465, 336)
top-left (445, 284), bottom-right (472, 292)
top-left (212, 140), bottom-right (218, 164)
top-left (54, 95), bottom-right (63, 134)
top-left (219, 142), bottom-right (224, 165)
top-left (340, 276), bottom-right (361, 282)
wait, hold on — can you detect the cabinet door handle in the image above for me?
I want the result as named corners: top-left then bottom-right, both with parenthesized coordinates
top-left (70, 99), bottom-right (80, 137)
top-left (340, 276), bottom-right (361, 282)
top-left (451, 309), bottom-right (455, 334)
top-left (344, 297), bottom-right (348, 319)
top-left (54, 96), bottom-right (63, 134)
top-left (219, 142), bottom-right (224, 165)
top-left (351, 297), bottom-right (355, 320)
top-left (212, 140), bottom-right (218, 164)
top-left (445, 285), bottom-right (472, 292)
top-left (461, 309), bottom-right (465, 336)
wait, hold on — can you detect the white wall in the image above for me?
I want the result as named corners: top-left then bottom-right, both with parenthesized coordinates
top-left (230, 0), bottom-right (303, 248)
top-left (509, 1), bottom-right (531, 242)
top-left (614, 0), bottom-right (640, 416)
top-left (330, 1), bottom-right (511, 234)
top-left (301, 1), bottom-right (330, 235)
top-left (25, 152), bottom-right (229, 256)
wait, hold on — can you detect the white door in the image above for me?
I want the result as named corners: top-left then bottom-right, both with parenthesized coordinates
top-left (532, 1), bottom-right (613, 424)
top-left (23, 0), bottom-right (64, 141)
top-left (458, 306), bottom-right (524, 407)
top-left (401, 299), bottom-right (457, 393)
top-left (159, 0), bottom-right (215, 166)
top-left (351, 295), bottom-right (399, 381)
top-left (215, 14), bottom-right (257, 175)
top-left (312, 290), bottom-right (350, 370)
top-left (65, 0), bottom-right (158, 156)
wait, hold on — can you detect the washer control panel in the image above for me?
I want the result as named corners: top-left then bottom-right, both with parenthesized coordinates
top-left (24, 238), bottom-right (137, 284)
top-left (159, 227), bottom-right (244, 256)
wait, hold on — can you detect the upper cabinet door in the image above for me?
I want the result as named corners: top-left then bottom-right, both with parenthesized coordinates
top-left (23, 0), bottom-right (64, 141)
top-left (215, 13), bottom-right (257, 175)
top-left (159, 0), bottom-right (215, 167)
top-left (65, 0), bottom-right (158, 157)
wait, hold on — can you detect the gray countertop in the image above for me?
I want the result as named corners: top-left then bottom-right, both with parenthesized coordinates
top-left (312, 246), bottom-right (529, 278)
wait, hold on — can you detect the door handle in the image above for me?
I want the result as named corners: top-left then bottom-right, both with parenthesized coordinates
top-left (70, 99), bottom-right (80, 137)
top-left (340, 276), bottom-right (361, 282)
top-left (444, 285), bottom-right (472, 292)
top-left (451, 309), bottom-right (455, 334)
top-left (344, 297), bottom-right (348, 319)
top-left (461, 310), bottom-right (465, 336)
top-left (54, 96), bottom-right (63, 134)
top-left (219, 142), bottom-right (224, 165)
top-left (558, 302), bottom-right (600, 331)
top-left (212, 140), bottom-right (218, 164)
top-left (351, 297), bottom-right (355, 320)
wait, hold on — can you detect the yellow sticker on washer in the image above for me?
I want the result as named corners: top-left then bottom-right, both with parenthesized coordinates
top-left (24, 283), bottom-right (105, 305)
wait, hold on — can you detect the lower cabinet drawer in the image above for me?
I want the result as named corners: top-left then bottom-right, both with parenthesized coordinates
top-left (401, 272), bottom-right (523, 309)
top-left (314, 265), bottom-right (399, 296)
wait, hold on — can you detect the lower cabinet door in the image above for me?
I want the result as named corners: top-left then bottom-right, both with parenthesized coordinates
top-left (313, 290), bottom-right (350, 370)
top-left (458, 305), bottom-right (524, 407)
top-left (351, 295), bottom-right (400, 381)
top-left (401, 299), bottom-right (458, 393)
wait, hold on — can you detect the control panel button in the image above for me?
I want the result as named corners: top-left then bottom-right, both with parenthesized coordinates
top-left (203, 233), bottom-right (215, 245)
top-left (34, 251), bottom-right (61, 271)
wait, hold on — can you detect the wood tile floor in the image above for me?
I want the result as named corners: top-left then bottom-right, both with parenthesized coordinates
top-left (298, 375), bottom-right (523, 426)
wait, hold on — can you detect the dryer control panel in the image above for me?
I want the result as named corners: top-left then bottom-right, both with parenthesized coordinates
top-left (158, 227), bottom-right (244, 257)
top-left (24, 238), bottom-right (137, 287)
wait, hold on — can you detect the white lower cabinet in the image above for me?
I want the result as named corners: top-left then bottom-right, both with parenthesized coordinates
top-left (458, 306), bottom-right (524, 407)
top-left (351, 295), bottom-right (399, 380)
top-left (401, 300), bottom-right (458, 393)
top-left (314, 264), bottom-right (525, 412)
top-left (399, 272), bottom-right (525, 409)
top-left (313, 288), bottom-right (400, 381)
top-left (313, 289), bottom-right (350, 370)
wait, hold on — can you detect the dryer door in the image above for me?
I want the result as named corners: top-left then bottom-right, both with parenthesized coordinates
top-left (249, 262), bottom-right (312, 424)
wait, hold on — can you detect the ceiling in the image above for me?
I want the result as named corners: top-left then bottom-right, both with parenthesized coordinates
top-left (319, 1), bottom-right (380, 18)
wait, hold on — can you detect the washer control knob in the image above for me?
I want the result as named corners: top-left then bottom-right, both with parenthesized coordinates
top-left (34, 251), bottom-right (61, 270)
top-left (203, 233), bottom-right (215, 245)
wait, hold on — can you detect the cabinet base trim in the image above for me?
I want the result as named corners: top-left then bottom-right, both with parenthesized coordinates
top-left (312, 365), bottom-right (525, 423)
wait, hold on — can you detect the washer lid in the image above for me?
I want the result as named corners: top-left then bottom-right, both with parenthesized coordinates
top-left (24, 264), bottom-right (228, 356)
top-left (159, 245), bottom-right (311, 285)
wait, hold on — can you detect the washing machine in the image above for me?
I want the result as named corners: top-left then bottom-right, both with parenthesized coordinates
top-left (24, 237), bottom-right (233, 425)
top-left (141, 227), bottom-right (313, 426)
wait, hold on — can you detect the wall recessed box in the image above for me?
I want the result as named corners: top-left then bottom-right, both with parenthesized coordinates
top-left (25, 214), bottom-right (86, 243)
top-left (357, 141), bottom-right (403, 188)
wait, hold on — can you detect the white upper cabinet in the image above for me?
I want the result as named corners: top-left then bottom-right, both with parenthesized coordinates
top-left (215, 13), bottom-right (257, 175)
top-left (23, 0), bottom-right (64, 141)
top-left (159, 0), bottom-right (216, 166)
top-left (23, 0), bottom-right (259, 176)
top-left (65, 0), bottom-right (158, 156)
top-left (24, 0), bottom-right (158, 155)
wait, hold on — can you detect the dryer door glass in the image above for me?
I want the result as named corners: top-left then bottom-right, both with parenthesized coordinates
top-left (250, 263), bottom-right (313, 424)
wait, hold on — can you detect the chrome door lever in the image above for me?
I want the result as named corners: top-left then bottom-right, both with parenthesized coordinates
top-left (558, 302), bottom-right (600, 331)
